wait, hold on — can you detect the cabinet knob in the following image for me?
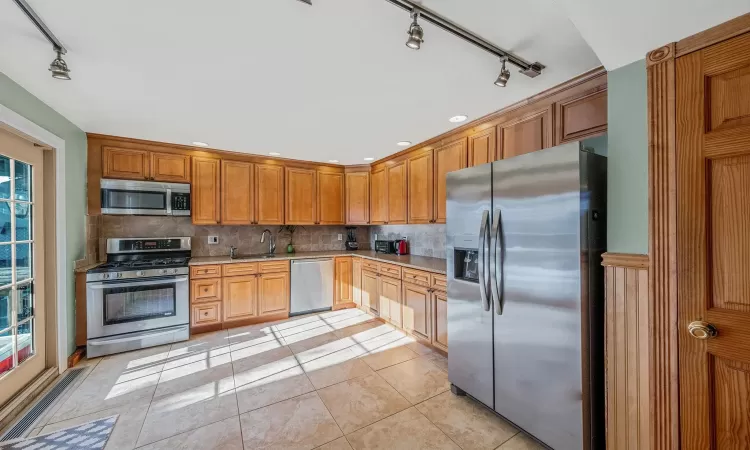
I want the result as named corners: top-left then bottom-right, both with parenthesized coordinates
top-left (688, 321), bottom-right (717, 340)
top-left (203, 288), bottom-right (208, 292)
top-left (203, 311), bottom-right (209, 316)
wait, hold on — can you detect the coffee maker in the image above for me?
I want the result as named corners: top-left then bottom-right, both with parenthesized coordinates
top-left (345, 227), bottom-right (358, 250)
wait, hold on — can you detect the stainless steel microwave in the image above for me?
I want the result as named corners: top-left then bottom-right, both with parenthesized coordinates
top-left (101, 179), bottom-right (190, 216)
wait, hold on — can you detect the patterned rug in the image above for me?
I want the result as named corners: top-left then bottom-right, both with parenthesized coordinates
top-left (0, 415), bottom-right (118, 449)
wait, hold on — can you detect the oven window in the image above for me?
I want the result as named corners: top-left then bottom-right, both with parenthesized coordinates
top-left (103, 283), bottom-right (176, 325)
top-left (102, 189), bottom-right (167, 210)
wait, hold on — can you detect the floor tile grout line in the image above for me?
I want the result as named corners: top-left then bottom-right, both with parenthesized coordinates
top-left (408, 401), bottom-right (466, 450)
top-left (311, 390), bottom-right (346, 448)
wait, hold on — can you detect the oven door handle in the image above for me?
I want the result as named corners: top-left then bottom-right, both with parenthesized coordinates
top-left (88, 276), bottom-right (188, 289)
top-left (88, 325), bottom-right (188, 345)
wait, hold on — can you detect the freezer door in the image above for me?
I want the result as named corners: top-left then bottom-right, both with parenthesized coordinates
top-left (446, 163), bottom-right (494, 409)
top-left (491, 143), bottom-right (585, 450)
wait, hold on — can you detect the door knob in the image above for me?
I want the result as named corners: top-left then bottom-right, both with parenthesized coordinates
top-left (688, 321), bottom-right (717, 340)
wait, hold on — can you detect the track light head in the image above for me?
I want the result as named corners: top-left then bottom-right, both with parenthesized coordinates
top-left (405, 11), bottom-right (424, 50)
top-left (49, 50), bottom-right (70, 80)
top-left (494, 58), bottom-right (510, 87)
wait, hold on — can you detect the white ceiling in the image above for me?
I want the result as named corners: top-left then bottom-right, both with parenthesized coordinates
top-left (0, 0), bottom-right (600, 164)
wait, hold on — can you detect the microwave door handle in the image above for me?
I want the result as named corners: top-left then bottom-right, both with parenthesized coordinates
top-left (491, 209), bottom-right (505, 315)
top-left (88, 276), bottom-right (188, 289)
top-left (166, 188), bottom-right (173, 215)
top-left (478, 210), bottom-right (490, 312)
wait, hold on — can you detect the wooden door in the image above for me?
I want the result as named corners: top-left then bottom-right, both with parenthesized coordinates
top-left (285, 167), bottom-right (317, 224)
top-left (191, 157), bottom-right (221, 225)
top-left (379, 276), bottom-right (402, 327)
top-left (497, 107), bottom-right (552, 159)
top-left (407, 149), bottom-right (434, 224)
top-left (221, 160), bottom-right (254, 225)
top-left (102, 147), bottom-right (149, 180)
top-left (352, 257), bottom-right (362, 306)
top-left (554, 89), bottom-right (607, 145)
top-left (334, 257), bottom-right (353, 306)
top-left (258, 272), bottom-right (289, 316)
top-left (362, 270), bottom-right (379, 314)
top-left (370, 167), bottom-right (387, 224)
top-left (317, 171), bottom-right (345, 225)
top-left (402, 282), bottom-right (431, 342)
top-left (434, 138), bottom-right (467, 224)
top-left (432, 290), bottom-right (448, 352)
top-left (345, 172), bottom-right (370, 224)
top-left (676, 33), bottom-right (750, 448)
top-left (468, 128), bottom-right (496, 166)
top-left (386, 162), bottom-right (407, 224)
top-left (223, 275), bottom-right (258, 321)
top-left (150, 152), bottom-right (191, 182)
top-left (255, 164), bottom-right (284, 225)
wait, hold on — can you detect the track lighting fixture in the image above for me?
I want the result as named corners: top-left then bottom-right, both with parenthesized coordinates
top-left (405, 10), bottom-right (424, 50)
top-left (49, 50), bottom-right (71, 80)
top-left (13, 0), bottom-right (72, 80)
top-left (494, 58), bottom-right (510, 87)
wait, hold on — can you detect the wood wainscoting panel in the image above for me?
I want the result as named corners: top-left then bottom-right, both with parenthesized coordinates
top-left (602, 253), bottom-right (650, 450)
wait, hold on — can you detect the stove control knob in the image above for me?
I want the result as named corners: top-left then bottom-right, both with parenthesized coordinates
top-left (160, 269), bottom-right (168, 275)
top-left (102, 273), bottom-right (110, 280)
top-left (137, 270), bottom-right (145, 277)
top-left (116, 273), bottom-right (123, 279)
top-left (171, 268), bottom-right (178, 274)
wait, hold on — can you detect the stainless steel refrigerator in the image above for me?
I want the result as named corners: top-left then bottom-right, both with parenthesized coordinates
top-left (446, 140), bottom-right (606, 450)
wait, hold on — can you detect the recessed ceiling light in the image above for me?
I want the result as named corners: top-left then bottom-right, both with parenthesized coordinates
top-left (192, 141), bottom-right (209, 147)
top-left (269, 152), bottom-right (281, 156)
top-left (364, 157), bottom-right (374, 161)
top-left (449, 115), bottom-right (468, 123)
top-left (397, 141), bottom-right (412, 147)
top-left (329, 159), bottom-right (340, 163)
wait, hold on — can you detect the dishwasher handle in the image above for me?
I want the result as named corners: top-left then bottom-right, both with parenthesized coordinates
top-left (292, 258), bottom-right (334, 264)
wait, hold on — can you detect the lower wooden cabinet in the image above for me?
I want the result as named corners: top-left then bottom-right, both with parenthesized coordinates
top-left (432, 289), bottom-right (448, 352)
top-left (379, 276), bottom-right (402, 328)
top-left (334, 257), bottom-right (353, 307)
top-left (192, 302), bottom-right (221, 327)
top-left (223, 275), bottom-right (258, 322)
top-left (191, 278), bottom-right (221, 304)
top-left (258, 272), bottom-right (290, 315)
top-left (402, 282), bottom-right (431, 343)
top-left (352, 257), bottom-right (362, 306)
top-left (361, 269), bottom-right (379, 313)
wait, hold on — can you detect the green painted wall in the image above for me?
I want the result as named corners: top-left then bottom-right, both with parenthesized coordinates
top-left (607, 59), bottom-right (649, 254)
top-left (0, 72), bottom-right (86, 356)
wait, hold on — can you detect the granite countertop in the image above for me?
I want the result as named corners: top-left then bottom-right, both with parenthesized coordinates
top-left (189, 250), bottom-right (447, 274)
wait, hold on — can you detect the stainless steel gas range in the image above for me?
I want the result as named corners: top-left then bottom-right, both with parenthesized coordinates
top-left (86, 237), bottom-right (191, 358)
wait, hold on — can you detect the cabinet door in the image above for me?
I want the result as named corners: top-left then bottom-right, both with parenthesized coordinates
top-left (223, 275), bottom-right (258, 321)
top-left (345, 172), bottom-right (370, 224)
top-left (407, 150), bottom-right (434, 224)
top-left (386, 162), bottom-right (407, 224)
top-left (434, 138), bottom-right (467, 224)
top-left (402, 282), bottom-right (431, 342)
top-left (334, 257), bottom-right (353, 306)
top-left (191, 157), bottom-right (221, 225)
top-left (286, 167), bottom-right (317, 224)
top-left (361, 270), bottom-right (379, 314)
top-left (432, 290), bottom-right (448, 352)
top-left (379, 276), bottom-right (402, 328)
top-left (256, 164), bottom-right (284, 225)
top-left (554, 89), bottom-right (607, 144)
top-left (370, 167), bottom-right (387, 224)
top-left (102, 147), bottom-right (149, 180)
top-left (318, 171), bottom-right (345, 225)
top-left (468, 127), bottom-right (496, 167)
top-left (497, 107), bottom-right (552, 159)
top-left (150, 152), bottom-right (191, 183)
top-left (191, 278), bottom-right (222, 304)
top-left (258, 272), bottom-right (289, 316)
top-left (221, 160), bottom-right (254, 225)
top-left (352, 257), bottom-right (362, 306)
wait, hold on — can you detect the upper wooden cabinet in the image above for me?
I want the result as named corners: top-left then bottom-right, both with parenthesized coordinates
top-left (102, 147), bottom-right (190, 182)
top-left (286, 167), bottom-right (317, 225)
top-left (318, 171), bottom-right (345, 225)
top-left (433, 138), bottom-right (467, 224)
top-left (498, 107), bottom-right (553, 159)
top-left (192, 157), bottom-right (221, 225)
top-left (555, 89), bottom-right (607, 144)
top-left (407, 150), bottom-right (434, 224)
top-left (386, 161), bottom-right (407, 225)
top-left (256, 164), bottom-right (284, 225)
top-left (221, 160), bottom-right (254, 225)
top-left (468, 128), bottom-right (496, 167)
top-left (370, 167), bottom-right (387, 225)
top-left (345, 172), bottom-right (370, 225)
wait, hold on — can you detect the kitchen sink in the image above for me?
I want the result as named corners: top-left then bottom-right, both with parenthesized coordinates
top-left (230, 253), bottom-right (277, 260)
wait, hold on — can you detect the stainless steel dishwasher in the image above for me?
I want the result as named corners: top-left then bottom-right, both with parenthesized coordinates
top-left (290, 258), bottom-right (334, 315)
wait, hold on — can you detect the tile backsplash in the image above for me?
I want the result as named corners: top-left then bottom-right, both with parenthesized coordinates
top-left (369, 224), bottom-right (446, 259)
top-left (99, 216), bottom-right (370, 259)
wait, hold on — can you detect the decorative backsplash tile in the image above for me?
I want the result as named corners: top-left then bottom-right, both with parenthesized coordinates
top-left (369, 224), bottom-right (446, 259)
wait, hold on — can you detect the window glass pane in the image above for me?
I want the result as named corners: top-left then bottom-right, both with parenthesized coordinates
top-left (0, 156), bottom-right (9, 200)
top-left (15, 204), bottom-right (31, 241)
top-left (17, 284), bottom-right (32, 323)
top-left (0, 246), bottom-right (10, 286)
top-left (14, 160), bottom-right (31, 202)
top-left (0, 328), bottom-right (13, 376)
top-left (15, 243), bottom-right (31, 283)
top-left (17, 320), bottom-right (33, 365)
top-left (0, 289), bottom-right (9, 330)
top-left (0, 202), bottom-right (10, 243)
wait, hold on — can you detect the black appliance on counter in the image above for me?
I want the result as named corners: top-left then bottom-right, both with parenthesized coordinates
top-left (345, 227), bottom-right (359, 251)
top-left (374, 240), bottom-right (396, 254)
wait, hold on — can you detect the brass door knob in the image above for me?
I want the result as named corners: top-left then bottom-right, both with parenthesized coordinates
top-left (688, 321), bottom-right (717, 340)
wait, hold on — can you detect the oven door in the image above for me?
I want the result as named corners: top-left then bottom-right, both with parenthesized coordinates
top-left (86, 275), bottom-right (189, 339)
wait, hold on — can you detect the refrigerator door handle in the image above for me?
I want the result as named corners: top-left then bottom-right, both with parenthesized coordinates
top-left (490, 209), bottom-right (505, 315)
top-left (478, 210), bottom-right (491, 312)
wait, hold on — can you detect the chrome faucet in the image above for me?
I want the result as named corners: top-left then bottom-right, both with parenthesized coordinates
top-left (260, 229), bottom-right (276, 255)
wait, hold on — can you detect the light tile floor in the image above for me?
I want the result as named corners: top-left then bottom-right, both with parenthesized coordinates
top-left (16, 308), bottom-right (547, 450)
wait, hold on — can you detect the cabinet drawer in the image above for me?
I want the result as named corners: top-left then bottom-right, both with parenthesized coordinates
top-left (259, 260), bottom-right (290, 273)
top-left (191, 265), bottom-right (221, 279)
top-left (192, 302), bottom-right (221, 326)
top-left (191, 278), bottom-right (221, 303)
top-left (362, 259), bottom-right (379, 272)
top-left (402, 268), bottom-right (430, 287)
top-left (431, 273), bottom-right (447, 291)
top-left (222, 262), bottom-right (258, 277)
top-left (379, 263), bottom-right (402, 279)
